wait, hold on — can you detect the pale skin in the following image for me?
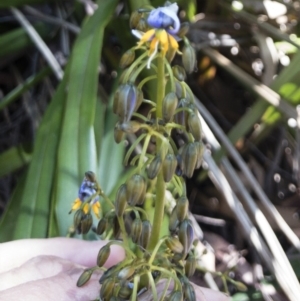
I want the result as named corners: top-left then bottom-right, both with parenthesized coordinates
top-left (0, 238), bottom-right (230, 301)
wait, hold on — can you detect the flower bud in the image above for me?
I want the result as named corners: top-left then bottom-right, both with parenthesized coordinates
top-left (118, 266), bottom-right (135, 280)
top-left (115, 184), bottom-right (127, 217)
top-left (169, 290), bottom-right (184, 301)
top-left (96, 217), bottom-right (107, 235)
top-left (97, 245), bottom-right (111, 267)
top-left (126, 174), bottom-right (146, 206)
top-left (77, 269), bottom-right (93, 287)
top-left (74, 209), bottom-right (84, 229)
top-left (194, 141), bottom-right (204, 169)
top-left (113, 215), bottom-right (121, 238)
top-left (183, 281), bottom-right (196, 301)
top-left (100, 278), bottom-right (115, 300)
top-left (80, 213), bottom-right (93, 234)
top-left (119, 121), bottom-right (141, 134)
top-left (120, 49), bottom-right (135, 69)
top-left (114, 123), bottom-right (125, 143)
top-left (162, 92), bottom-right (178, 122)
top-left (178, 219), bottom-right (194, 255)
top-left (162, 153), bottom-right (177, 182)
top-left (187, 112), bottom-right (202, 141)
top-left (131, 218), bottom-right (143, 243)
top-left (185, 255), bottom-right (197, 277)
top-left (113, 84), bottom-right (138, 122)
top-left (169, 206), bottom-right (179, 233)
top-left (182, 43), bottom-right (196, 74)
top-left (118, 281), bottom-right (133, 299)
top-left (174, 98), bottom-right (188, 127)
top-left (172, 65), bottom-right (186, 82)
top-left (136, 17), bottom-right (148, 31)
top-left (166, 237), bottom-right (184, 254)
top-left (139, 220), bottom-right (152, 249)
top-left (147, 155), bottom-right (162, 179)
top-left (130, 10), bottom-right (141, 29)
top-left (183, 143), bottom-right (198, 178)
top-left (178, 22), bottom-right (190, 38)
top-left (176, 196), bottom-right (189, 222)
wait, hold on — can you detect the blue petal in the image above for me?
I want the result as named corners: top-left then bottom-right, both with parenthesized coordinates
top-left (147, 3), bottom-right (180, 34)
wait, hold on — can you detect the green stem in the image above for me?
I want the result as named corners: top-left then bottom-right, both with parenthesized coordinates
top-left (148, 55), bottom-right (166, 250)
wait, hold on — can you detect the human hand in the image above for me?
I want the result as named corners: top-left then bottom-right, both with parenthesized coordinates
top-left (0, 238), bottom-right (229, 301)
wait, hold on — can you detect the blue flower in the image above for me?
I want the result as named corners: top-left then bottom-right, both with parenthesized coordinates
top-left (147, 3), bottom-right (180, 35)
top-left (132, 3), bottom-right (181, 68)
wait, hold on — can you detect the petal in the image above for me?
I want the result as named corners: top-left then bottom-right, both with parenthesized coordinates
top-left (83, 203), bottom-right (89, 214)
top-left (168, 34), bottom-right (179, 50)
top-left (140, 29), bottom-right (156, 43)
top-left (131, 29), bottom-right (143, 39)
top-left (157, 30), bottom-right (169, 55)
top-left (71, 198), bottom-right (82, 210)
top-left (92, 203), bottom-right (101, 218)
top-left (160, 5), bottom-right (180, 34)
top-left (147, 40), bottom-right (159, 69)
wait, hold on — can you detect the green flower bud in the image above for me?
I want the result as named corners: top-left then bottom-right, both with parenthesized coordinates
top-left (99, 264), bottom-right (119, 284)
top-left (130, 10), bottom-right (141, 29)
top-left (182, 43), bottom-right (196, 74)
top-left (113, 84), bottom-right (139, 122)
top-left (187, 112), bottom-right (202, 141)
top-left (126, 174), bottom-right (146, 206)
top-left (165, 237), bottom-right (184, 254)
top-left (85, 171), bottom-right (96, 182)
top-left (176, 196), bottom-right (189, 222)
top-left (162, 92), bottom-right (178, 122)
top-left (183, 281), bottom-right (196, 301)
top-left (118, 281), bottom-right (133, 299)
top-left (119, 120), bottom-right (141, 134)
top-left (183, 143), bottom-right (198, 178)
top-left (96, 217), bottom-right (107, 235)
top-left (120, 49), bottom-right (135, 69)
top-left (174, 98), bottom-right (188, 127)
top-left (80, 213), bottom-right (93, 234)
top-left (178, 22), bottom-right (190, 38)
top-left (77, 269), bottom-right (93, 287)
top-left (185, 255), bottom-right (197, 277)
top-left (178, 219), bottom-right (194, 255)
top-left (114, 123), bottom-right (125, 143)
top-left (162, 153), bottom-right (177, 182)
top-left (118, 266), bottom-right (135, 280)
top-left (131, 218), bottom-right (143, 243)
top-left (136, 17), bottom-right (148, 31)
top-left (115, 184), bottom-right (127, 217)
top-left (234, 281), bottom-right (248, 291)
top-left (169, 290), bottom-right (184, 301)
top-left (147, 155), bottom-right (162, 179)
top-left (139, 220), bottom-right (151, 249)
top-left (97, 245), bottom-right (111, 267)
top-left (100, 278), bottom-right (115, 300)
top-left (169, 206), bottom-right (179, 233)
top-left (194, 141), bottom-right (204, 169)
top-left (74, 209), bottom-right (84, 229)
top-left (113, 215), bottom-right (121, 238)
top-left (172, 65), bottom-right (186, 82)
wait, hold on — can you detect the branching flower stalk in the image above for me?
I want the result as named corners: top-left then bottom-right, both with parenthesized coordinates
top-left (69, 2), bottom-right (208, 300)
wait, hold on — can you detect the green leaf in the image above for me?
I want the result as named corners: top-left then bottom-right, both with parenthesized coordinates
top-left (54, 0), bottom-right (118, 236)
top-left (0, 0), bottom-right (54, 8)
top-left (8, 72), bottom-right (68, 239)
top-left (0, 24), bottom-right (51, 58)
top-left (0, 145), bottom-right (31, 177)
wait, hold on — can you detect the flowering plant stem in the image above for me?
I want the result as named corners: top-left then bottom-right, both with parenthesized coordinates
top-left (148, 54), bottom-right (166, 250)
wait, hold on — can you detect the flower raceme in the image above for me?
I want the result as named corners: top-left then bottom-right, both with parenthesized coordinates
top-left (132, 2), bottom-right (181, 68)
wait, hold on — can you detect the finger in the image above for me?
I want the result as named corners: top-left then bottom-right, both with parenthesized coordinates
top-left (0, 256), bottom-right (101, 301)
top-left (0, 238), bottom-right (124, 273)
